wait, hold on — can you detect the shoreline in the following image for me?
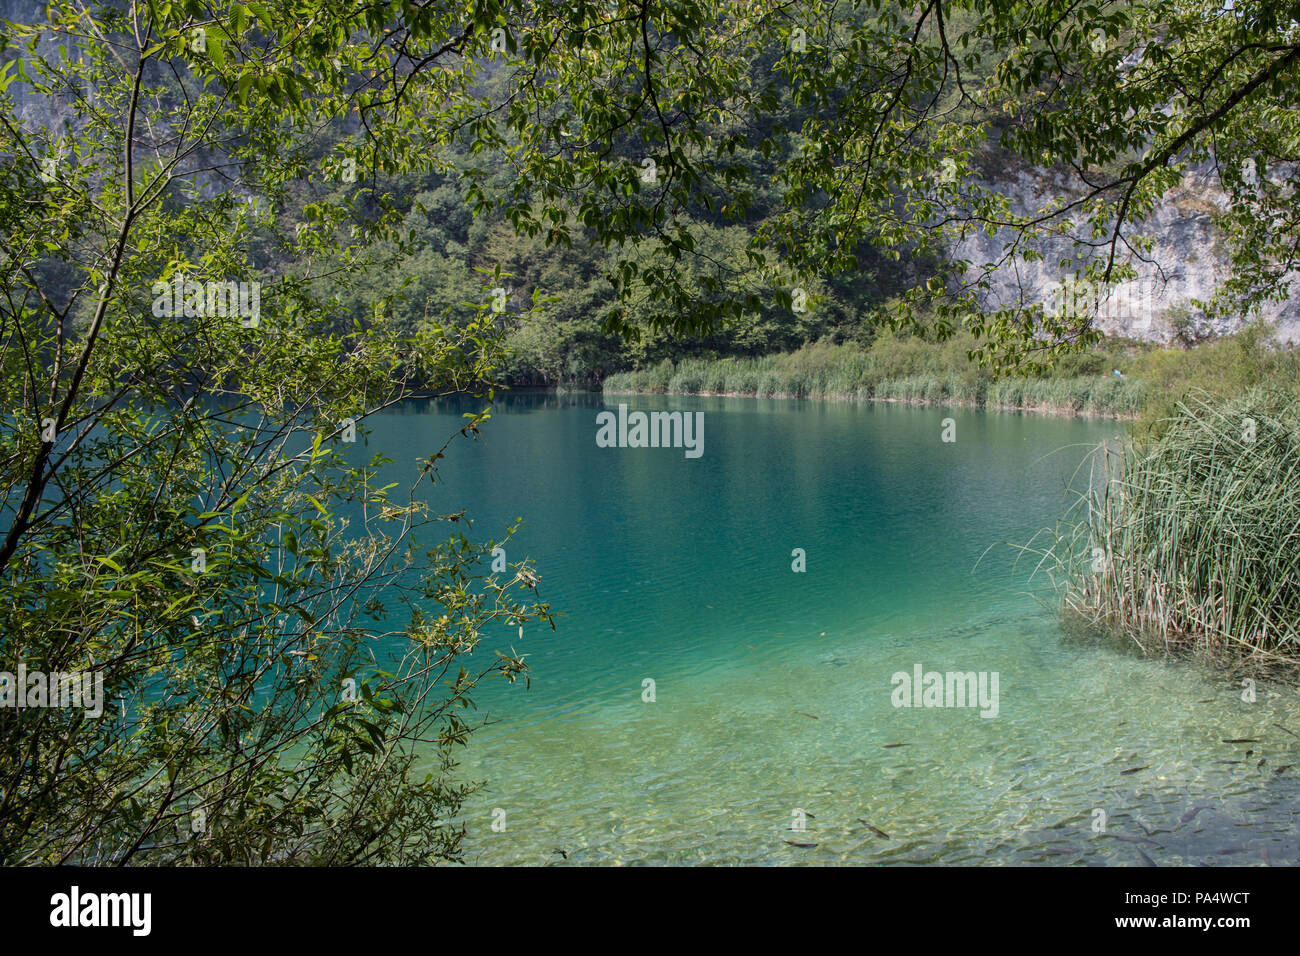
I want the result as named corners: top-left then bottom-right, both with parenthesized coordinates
top-left (598, 387), bottom-right (1140, 420)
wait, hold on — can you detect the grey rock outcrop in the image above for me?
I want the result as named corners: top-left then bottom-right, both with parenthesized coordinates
top-left (952, 164), bottom-right (1300, 345)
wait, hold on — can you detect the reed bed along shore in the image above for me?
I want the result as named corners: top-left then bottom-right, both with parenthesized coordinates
top-left (603, 355), bottom-right (1145, 417)
top-left (599, 327), bottom-right (1300, 422)
top-left (1045, 388), bottom-right (1300, 668)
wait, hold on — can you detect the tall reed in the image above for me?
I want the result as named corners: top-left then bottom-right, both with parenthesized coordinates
top-left (603, 347), bottom-right (1143, 416)
top-left (1047, 389), bottom-right (1300, 663)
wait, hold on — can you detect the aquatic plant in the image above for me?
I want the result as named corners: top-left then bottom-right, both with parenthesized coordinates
top-left (1049, 389), bottom-right (1300, 664)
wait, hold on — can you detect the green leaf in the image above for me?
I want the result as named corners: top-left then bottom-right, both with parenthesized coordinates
top-left (206, 34), bottom-right (226, 70)
top-left (247, 1), bottom-right (273, 31)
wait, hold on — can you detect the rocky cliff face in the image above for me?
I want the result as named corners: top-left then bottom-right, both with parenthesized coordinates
top-left (2, 0), bottom-right (87, 131)
top-left (952, 165), bottom-right (1300, 345)
top-left (0, 0), bottom-right (41, 27)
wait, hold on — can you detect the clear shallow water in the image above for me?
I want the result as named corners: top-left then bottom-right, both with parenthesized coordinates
top-left (362, 393), bottom-right (1300, 865)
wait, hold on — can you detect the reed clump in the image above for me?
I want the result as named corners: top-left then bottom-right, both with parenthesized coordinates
top-left (603, 338), bottom-right (1143, 417)
top-left (1052, 388), bottom-right (1300, 665)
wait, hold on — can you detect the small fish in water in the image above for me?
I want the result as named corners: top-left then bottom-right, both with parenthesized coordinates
top-left (552, 848), bottom-right (568, 860)
top-left (746, 644), bottom-right (756, 649)
top-left (857, 820), bottom-right (889, 839)
top-left (1257, 758), bottom-right (1267, 767)
top-left (798, 712), bottom-right (819, 720)
top-left (1180, 806), bottom-right (1207, 824)
top-left (1262, 848), bottom-right (1273, 865)
top-left (1137, 849), bottom-right (1158, 867)
top-left (785, 840), bottom-right (818, 848)
top-left (1214, 759), bottom-right (1242, 764)
top-left (1109, 833), bottom-right (1160, 846)
top-left (1222, 738), bottom-right (1261, 743)
top-left (1246, 750), bottom-right (1254, 757)
top-left (1215, 847), bottom-right (1247, 856)
top-left (1195, 698), bottom-right (1215, 703)
top-left (1120, 766), bottom-right (1149, 775)
top-left (1275, 765), bottom-right (1293, 773)
top-left (883, 743), bottom-right (907, 748)
top-left (1273, 723), bottom-right (1299, 740)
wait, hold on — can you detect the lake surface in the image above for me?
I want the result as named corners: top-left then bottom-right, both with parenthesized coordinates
top-left (363, 392), bottom-right (1300, 865)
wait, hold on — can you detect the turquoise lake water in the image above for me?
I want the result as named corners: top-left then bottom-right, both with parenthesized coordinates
top-left (363, 392), bottom-right (1300, 865)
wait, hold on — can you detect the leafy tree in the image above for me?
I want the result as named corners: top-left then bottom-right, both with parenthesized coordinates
top-left (0, 0), bottom-right (559, 864)
top-left (762, 0), bottom-right (1300, 368)
top-left (490, 1), bottom-right (1300, 371)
